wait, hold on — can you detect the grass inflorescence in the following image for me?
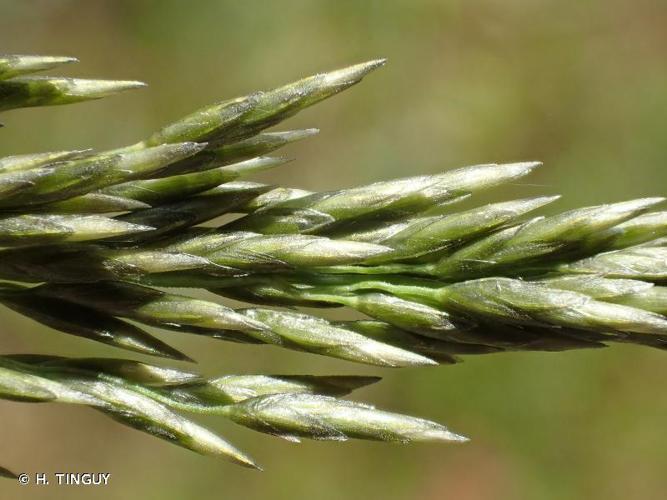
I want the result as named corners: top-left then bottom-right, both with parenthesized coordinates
top-left (0, 54), bottom-right (664, 471)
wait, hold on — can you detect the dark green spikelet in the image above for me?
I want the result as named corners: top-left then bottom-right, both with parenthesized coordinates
top-left (99, 156), bottom-right (288, 207)
top-left (0, 77), bottom-right (146, 112)
top-left (23, 356), bottom-right (203, 386)
top-left (230, 162), bottom-right (541, 234)
top-left (112, 182), bottom-right (273, 242)
top-left (151, 128), bottom-right (317, 177)
top-left (32, 281), bottom-right (273, 341)
top-left (0, 287), bottom-right (190, 360)
top-left (347, 196), bottom-right (560, 261)
top-left (142, 60), bottom-right (384, 147)
top-left (429, 198), bottom-right (664, 279)
top-left (582, 211), bottom-right (667, 250)
top-left (30, 193), bottom-right (152, 214)
top-left (0, 142), bottom-right (205, 208)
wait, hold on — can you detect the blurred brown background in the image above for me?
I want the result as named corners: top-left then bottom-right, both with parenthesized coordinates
top-left (1, 1), bottom-right (666, 499)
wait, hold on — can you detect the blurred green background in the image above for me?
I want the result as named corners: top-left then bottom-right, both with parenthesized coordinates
top-left (1, 1), bottom-right (666, 499)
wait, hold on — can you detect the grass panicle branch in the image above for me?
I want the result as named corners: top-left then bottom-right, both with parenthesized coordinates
top-left (0, 54), bottom-right (664, 472)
